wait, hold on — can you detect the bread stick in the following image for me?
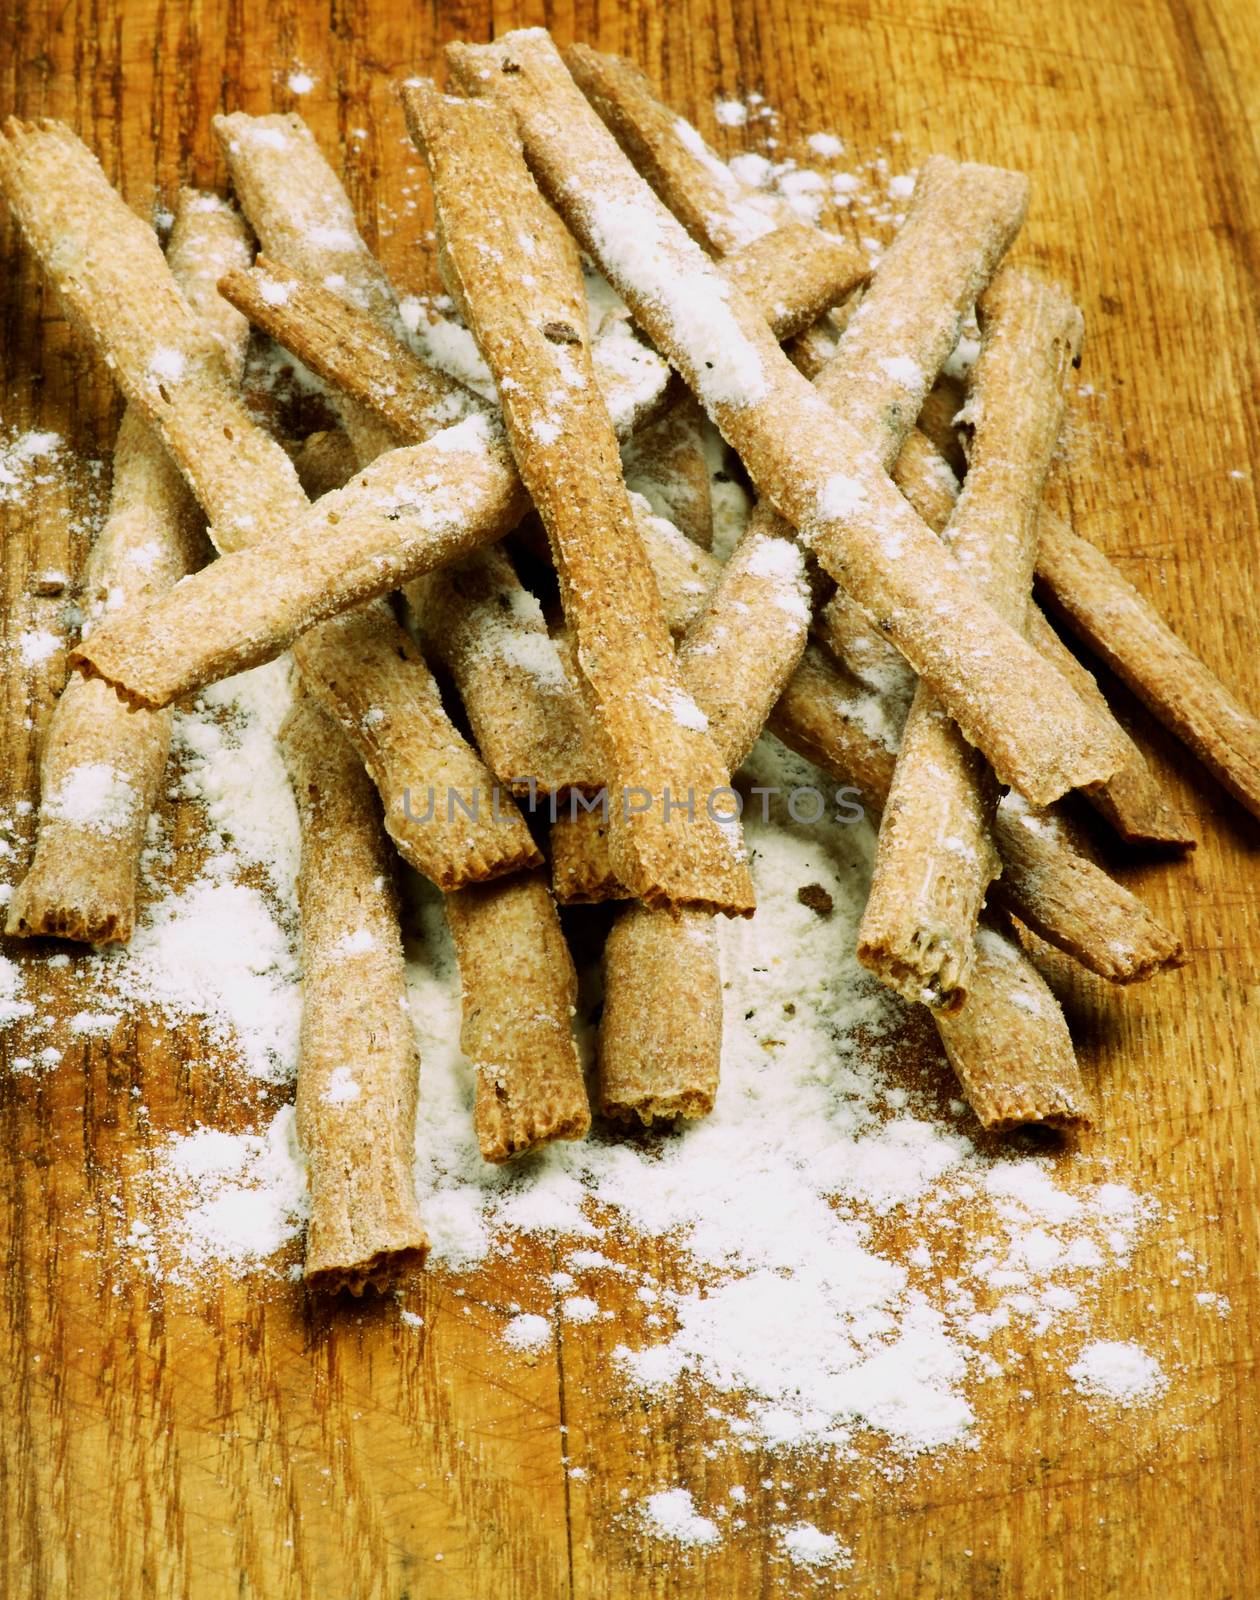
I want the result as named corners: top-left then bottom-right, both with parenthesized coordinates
top-left (859, 268), bottom-right (1084, 1011)
top-left (935, 916), bottom-right (1092, 1132)
top-left (1022, 605), bottom-right (1194, 849)
top-left (0, 119), bottom-right (307, 552)
top-left (989, 802), bottom-right (1186, 981)
top-left (6, 190), bottom-right (249, 943)
top-left (444, 873), bottom-right (591, 1162)
top-left (891, 412), bottom-right (1193, 849)
top-left (293, 600), bottom-right (542, 890)
top-left (563, 43), bottom-right (867, 336)
top-left (220, 254), bottom-right (477, 447)
top-left (599, 904), bottom-right (723, 1123)
top-left (622, 397), bottom-right (713, 549)
top-left (411, 544), bottom-right (603, 797)
top-left (406, 81), bottom-right (753, 915)
top-left (1036, 509), bottom-right (1260, 822)
top-left (446, 31), bottom-right (1116, 807)
top-left (281, 689), bottom-right (429, 1294)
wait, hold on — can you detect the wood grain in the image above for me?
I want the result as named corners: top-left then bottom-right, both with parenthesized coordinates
top-left (2, 1), bottom-right (1259, 1595)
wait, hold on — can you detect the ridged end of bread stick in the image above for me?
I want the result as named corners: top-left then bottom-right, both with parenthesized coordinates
top-left (935, 919), bottom-right (1093, 1133)
top-left (293, 602), bottom-right (544, 892)
top-left (282, 690), bottom-right (430, 1296)
top-left (445, 873), bottom-right (591, 1163)
top-left (857, 687), bottom-right (1001, 1012)
top-left (599, 903), bottom-right (722, 1123)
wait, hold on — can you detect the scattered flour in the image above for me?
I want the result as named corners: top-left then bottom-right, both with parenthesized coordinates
top-left (780, 1521), bottom-right (850, 1569)
top-left (641, 1488), bottom-right (722, 1547)
top-left (1068, 1340), bottom-right (1167, 1405)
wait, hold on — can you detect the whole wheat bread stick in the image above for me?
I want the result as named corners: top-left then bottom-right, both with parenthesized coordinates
top-left (599, 903), bottom-right (723, 1123)
top-left (407, 81), bottom-right (753, 915)
top-left (410, 544), bottom-right (604, 798)
top-left (564, 43), bottom-right (805, 252)
top-left (935, 916), bottom-right (1093, 1132)
top-left (858, 267), bottom-right (1085, 1011)
top-left (281, 689), bottom-right (429, 1294)
top-left (214, 110), bottom-right (413, 462)
top-left (622, 396), bottom-right (714, 548)
top-left (989, 801), bottom-right (1185, 981)
top-left (294, 601), bottom-right (542, 891)
top-left (0, 119), bottom-right (307, 552)
top-left (1022, 605), bottom-right (1194, 848)
top-left (0, 119), bottom-right (540, 889)
top-left (73, 408), bottom-right (533, 707)
top-left (293, 427), bottom-right (358, 498)
top-left (444, 872), bottom-right (591, 1162)
top-left (563, 42), bottom-right (867, 336)
top-left (813, 155), bottom-right (1029, 469)
top-left (891, 416), bottom-right (1193, 848)
top-left (1035, 510), bottom-right (1260, 822)
top-left (6, 190), bottom-right (250, 944)
top-left (221, 254), bottom-right (478, 447)
top-left (445, 32), bottom-right (1116, 807)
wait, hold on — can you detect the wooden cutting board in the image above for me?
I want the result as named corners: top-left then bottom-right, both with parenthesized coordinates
top-left (2, 1), bottom-right (1258, 1594)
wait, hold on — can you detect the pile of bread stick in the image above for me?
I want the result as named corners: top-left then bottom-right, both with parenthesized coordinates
top-left (4, 29), bottom-right (1258, 1294)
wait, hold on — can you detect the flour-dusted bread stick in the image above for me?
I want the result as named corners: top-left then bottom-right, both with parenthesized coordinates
top-left (0, 119), bottom-right (307, 551)
top-left (406, 82), bottom-right (753, 915)
top-left (563, 42), bottom-right (797, 254)
top-left (892, 412), bottom-right (1193, 849)
top-left (935, 915), bottom-right (1093, 1133)
top-left (859, 267), bottom-right (1085, 1011)
top-left (73, 414), bottom-right (532, 706)
top-left (6, 189), bottom-right (250, 944)
top-left (280, 689), bottom-right (429, 1294)
top-left (444, 873), bottom-right (591, 1162)
top-left (446, 32), bottom-right (1116, 808)
top-left (221, 254), bottom-right (478, 447)
top-left (410, 545), bottom-right (603, 798)
top-left (214, 109), bottom-right (414, 462)
top-left (563, 42), bottom-right (867, 337)
top-left (294, 601), bottom-right (542, 891)
top-left (622, 397), bottom-right (714, 548)
top-left (599, 904), bottom-right (723, 1123)
top-left (676, 509), bottom-right (813, 769)
top-left (1035, 508), bottom-right (1260, 823)
top-left (989, 802), bottom-right (1186, 982)
top-left (1022, 605), bottom-right (1195, 849)
top-left (293, 427), bottom-right (358, 498)
top-left (813, 155), bottom-right (1028, 468)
